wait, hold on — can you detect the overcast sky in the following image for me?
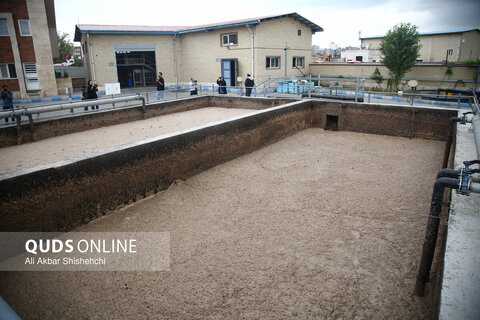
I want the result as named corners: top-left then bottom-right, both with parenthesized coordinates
top-left (55, 0), bottom-right (480, 48)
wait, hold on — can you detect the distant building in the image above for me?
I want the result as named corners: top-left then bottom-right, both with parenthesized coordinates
top-left (0, 0), bottom-right (58, 98)
top-left (340, 49), bottom-right (381, 63)
top-left (361, 28), bottom-right (480, 63)
top-left (74, 13), bottom-right (323, 88)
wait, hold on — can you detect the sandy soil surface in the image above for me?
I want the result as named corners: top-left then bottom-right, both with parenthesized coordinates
top-left (0, 107), bottom-right (253, 175)
top-left (0, 128), bottom-right (444, 319)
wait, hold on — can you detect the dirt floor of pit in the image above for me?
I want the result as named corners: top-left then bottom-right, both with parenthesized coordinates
top-left (0, 107), bottom-right (254, 175)
top-left (0, 128), bottom-right (444, 319)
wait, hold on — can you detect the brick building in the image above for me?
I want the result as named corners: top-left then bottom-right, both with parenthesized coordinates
top-left (74, 13), bottom-right (323, 88)
top-left (0, 0), bottom-right (58, 98)
top-left (361, 28), bottom-right (480, 63)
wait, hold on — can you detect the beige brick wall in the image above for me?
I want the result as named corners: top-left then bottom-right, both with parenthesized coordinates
top-left (254, 17), bottom-right (312, 83)
top-left (178, 26), bottom-right (251, 85)
top-left (460, 30), bottom-right (480, 61)
top-left (83, 16), bottom-right (315, 87)
top-left (309, 63), bottom-right (478, 90)
top-left (87, 34), bottom-right (175, 87)
top-left (362, 31), bottom-right (480, 63)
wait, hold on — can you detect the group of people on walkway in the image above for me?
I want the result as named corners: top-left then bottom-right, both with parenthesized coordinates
top-left (155, 71), bottom-right (256, 100)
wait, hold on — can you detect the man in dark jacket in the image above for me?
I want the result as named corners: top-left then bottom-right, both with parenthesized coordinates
top-left (244, 74), bottom-right (254, 97)
top-left (86, 80), bottom-right (98, 110)
top-left (1, 85), bottom-right (15, 122)
top-left (217, 76), bottom-right (227, 94)
top-left (156, 72), bottom-right (165, 100)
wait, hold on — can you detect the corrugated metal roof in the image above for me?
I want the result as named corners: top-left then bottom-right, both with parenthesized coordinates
top-left (361, 28), bottom-right (480, 40)
top-left (74, 13), bottom-right (323, 41)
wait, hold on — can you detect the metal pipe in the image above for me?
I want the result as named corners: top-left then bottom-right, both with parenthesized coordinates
top-left (173, 34), bottom-right (178, 86)
top-left (470, 181), bottom-right (480, 193)
top-left (415, 177), bottom-right (460, 296)
top-left (472, 115), bottom-right (480, 160)
top-left (0, 296), bottom-right (21, 320)
top-left (442, 117), bottom-right (463, 168)
top-left (0, 95), bottom-right (144, 118)
top-left (246, 25), bottom-right (254, 77)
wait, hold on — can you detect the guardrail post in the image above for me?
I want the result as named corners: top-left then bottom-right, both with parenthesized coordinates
top-left (355, 77), bottom-right (359, 102)
top-left (27, 113), bottom-right (37, 140)
top-left (15, 115), bottom-right (22, 145)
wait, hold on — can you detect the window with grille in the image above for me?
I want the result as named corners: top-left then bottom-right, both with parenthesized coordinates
top-left (221, 33), bottom-right (238, 46)
top-left (266, 57), bottom-right (280, 69)
top-left (293, 57), bottom-right (305, 69)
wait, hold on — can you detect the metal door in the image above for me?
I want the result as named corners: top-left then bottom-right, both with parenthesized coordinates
top-left (133, 69), bottom-right (143, 87)
top-left (222, 59), bottom-right (238, 87)
top-left (222, 60), bottom-right (232, 86)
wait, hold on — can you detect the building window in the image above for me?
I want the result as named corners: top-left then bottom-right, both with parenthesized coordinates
top-left (298, 29), bottom-right (301, 36)
top-left (0, 63), bottom-right (17, 79)
top-left (221, 33), bottom-right (238, 46)
top-left (0, 19), bottom-right (8, 36)
top-left (18, 20), bottom-right (31, 36)
top-left (266, 56), bottom-right (280, 69)
top-left (293, 57), bottom-right (305, 69)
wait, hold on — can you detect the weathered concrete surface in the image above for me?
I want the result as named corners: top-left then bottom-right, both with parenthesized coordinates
top-left (0, 101), bottom-right (313, 232)
top-left (0, 107), bottom-right (255, 174)
top-left (0, 128), bottom-right (445, 319)
top-left (439, 121), bottom-right (480, 319)
top-left (0, 99), bottom-right (456, 233)
top-left (0, 96), bottom-right (295, 147)
top-left (311, 101), bottom-right (457, 140)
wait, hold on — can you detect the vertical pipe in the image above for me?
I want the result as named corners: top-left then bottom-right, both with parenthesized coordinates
top-left (87, 33), bottom-right (95, 82)
top-left (172, 34), bottom-right (178, 86)
top-left (415, 177), bottom-right (459, 296)
top-left (355, 77), bottom-right (359, 102)
top-left (246, 25), bottom-right (254, 77)
top-left (472, 115), bottom-right (480, 160)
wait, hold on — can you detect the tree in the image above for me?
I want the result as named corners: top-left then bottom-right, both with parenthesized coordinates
top-left (371, 67), bottom-right (384, 90)
top-left (54, 32), bottom-right (75, 64)
top-left (380, 23), bottom-right (421, 92)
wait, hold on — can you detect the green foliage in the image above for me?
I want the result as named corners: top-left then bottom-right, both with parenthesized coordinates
top-left (371, 68), bottom-right (384, 89)
top-left (54, 32), bottom-right (75, 64)
top-left (445, 66), bottom-right (453, 76)
top-left (454, 79), bottom-right (465, 89)
top-left (63, 71), bottom-right (69, 78)
top-left (454, 58), bottom-right (480, 65)
top-left (380, 23), bottom-right (421, 92)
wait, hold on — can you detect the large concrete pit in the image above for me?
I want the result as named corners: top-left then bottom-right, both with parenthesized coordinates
top-left (0, 97), bottom-right (458, 319)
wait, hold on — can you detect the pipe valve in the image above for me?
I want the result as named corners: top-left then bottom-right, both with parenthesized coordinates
top-left (457, 160), bottom-right (480, 195)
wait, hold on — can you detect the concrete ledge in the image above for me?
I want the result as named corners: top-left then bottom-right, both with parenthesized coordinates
top-left (0, 96), bottom-right (296, 147)
top-left (0, 99), bottom-right (456, 232)
top-left (0, 100), bottom-right (312, 232)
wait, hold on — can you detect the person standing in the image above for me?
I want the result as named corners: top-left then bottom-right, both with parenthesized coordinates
top-left (156, 72), bottom-right (165, 100)
top-left (244, 74), bottom-right (254, 97)
top-left (86, 80), bottom-right (99, 110)
top-left (1, 85), bottom-right (15, 122)
top-left (217, 76), bottom-right (227, 94)
top-left (189, 78), bottom-right (198, 96)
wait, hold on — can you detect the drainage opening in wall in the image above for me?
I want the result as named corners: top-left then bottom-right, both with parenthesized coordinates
top-left (325, 115), bottom-right (339, 131)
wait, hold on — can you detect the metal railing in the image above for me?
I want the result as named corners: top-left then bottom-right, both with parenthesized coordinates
top-left (0, 94), bottom-right (145, 120)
